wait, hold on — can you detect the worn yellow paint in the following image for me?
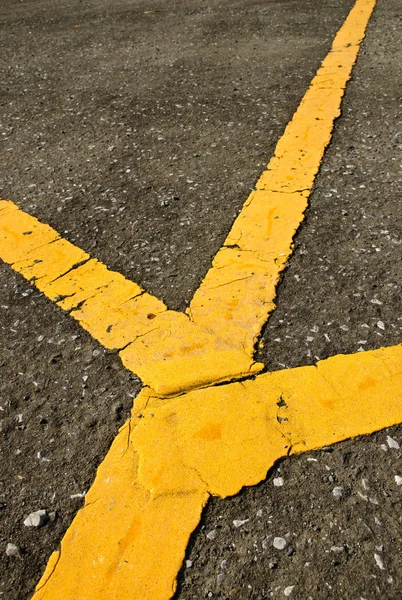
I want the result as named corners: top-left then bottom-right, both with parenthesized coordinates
top-left (34, 422), bottom-right (208, 600)
top-left (188, 0), bottom-right (376, 353)
top-left (0, 0), bottom-right (377, 395)
top-left (0, 200), bottom-right (262, 395)
top-left (1, 0), bottom-right (393, 598)
top-left (188, 190), bottom-right (309, 349)
top-left (31, 344), bottom-right (402, 600)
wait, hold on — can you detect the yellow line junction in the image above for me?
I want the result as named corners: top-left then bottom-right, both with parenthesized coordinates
top-left (0, 0), bottom-right (400, 598)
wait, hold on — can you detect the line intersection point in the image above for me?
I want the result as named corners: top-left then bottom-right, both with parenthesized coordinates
top-left (1, 1), bottom-right (400, 598)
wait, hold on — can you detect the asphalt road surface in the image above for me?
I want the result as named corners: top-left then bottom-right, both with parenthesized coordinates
top-left (1, 0), bottom-right (401, 599)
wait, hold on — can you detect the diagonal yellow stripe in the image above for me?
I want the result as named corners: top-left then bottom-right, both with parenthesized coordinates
top-left (0, 199), bottom-right (261, 395)
top-left (32, 344), bottom-right (402, 600)
top-left (188, 0), bottom-right (377, 353)
top-left (0, 0), bottom-right (377, 395)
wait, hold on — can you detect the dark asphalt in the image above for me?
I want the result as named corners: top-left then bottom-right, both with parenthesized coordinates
top-left (0, 0), bottom-right (400, 599)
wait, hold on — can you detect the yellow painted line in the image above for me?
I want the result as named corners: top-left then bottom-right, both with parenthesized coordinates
top-left (0, 200), bottom-right (261, 396)
top-left (0, 1), bottom-right (396, 599)
top-left (188, 0), bottom-right (377, 352)
top-left (32, 344), bottom-right (402, 600)
top-left (0, 0), bottom-right (376, 397)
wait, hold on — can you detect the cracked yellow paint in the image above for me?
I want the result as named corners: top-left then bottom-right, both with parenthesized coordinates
top-left (0, 0), bottom-right (395, 599)
top-left (0, 1), bottom-right (377, 394)
top-left (188, 190), bottom-right (309, 349)
top-left (32, 345), bottom-right (402, 600)
top-left (0, 199), bottom-right (262, 395)
top-left (188, 0), bottom-right (376, 353)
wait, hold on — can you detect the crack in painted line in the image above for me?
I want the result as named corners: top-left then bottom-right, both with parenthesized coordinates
top-left (32, 345), bottom-right (402, 600)
top-left (1, 2), bottom-right (398, 599)
top-left (0, 0), bottom-right (377, 398)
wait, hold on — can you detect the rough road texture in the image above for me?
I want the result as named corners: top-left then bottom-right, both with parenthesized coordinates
top-left (1, 0), bottom-right (354, 312)
top-left (176, 1), bottom-right (402, 598)
top-left (0, 0), bottom-right (400, 599)
top-left (177, 425), bottom-right (402, 600)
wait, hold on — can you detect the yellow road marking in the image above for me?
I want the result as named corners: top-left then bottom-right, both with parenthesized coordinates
top-left (188, 0), bottom-right (376, 351)
top-left (0, 200), bottom-right (262, 396)
top-left (0, 0), bottom-right (377, 396)
top-left (33, 345), bottom-right (402, 600)
top-left (1, 0), bottom-right (397, 599)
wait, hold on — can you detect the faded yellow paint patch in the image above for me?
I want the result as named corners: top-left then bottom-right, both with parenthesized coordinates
top-left (193, 422), bottom-right (223, 442)
top-left (31, 345), bottom-right (402, 600)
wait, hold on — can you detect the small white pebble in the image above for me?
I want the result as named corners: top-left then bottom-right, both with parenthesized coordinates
top-left (386, 436), bottom-right (400, 450)
top-left (256, 509), bottom-right (263, 517)
top-left (273, 477), bottom-right (284, 487)
top-left (233, 519), bottom-right (249, 528)
top-left (394, 475), bottom-right (402, 486)
top-left (361, 479), bottom-right (370, 490)
top-left (380, 444), bottom-right (388, 452)
top-left (330, 546), bottom-right (344, 553)
top-left (374, 517), bottom-right (382, 525)
top-left (374, 554), bottom-right (385, 570)
top-left (5, 543), bottom-right (21, 557)
top-left (284, 586), bottom-right (295, 597)
top-left (185, 560), bottom-right (193, 568)
top-left (376, 321), bottom-right (385, 330)
top-left (273, 537), bottom-right (287, 550)
top-left (23, 510), bottom-right (47, 528)
top-left (332, 487), bottom-right (344, 498)
top-left (369, 497), bottom-right (379, 505)
top-left (307, 458), bottom-right (318, 462)
top-left (206, 529), bottom-right (217, 540)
